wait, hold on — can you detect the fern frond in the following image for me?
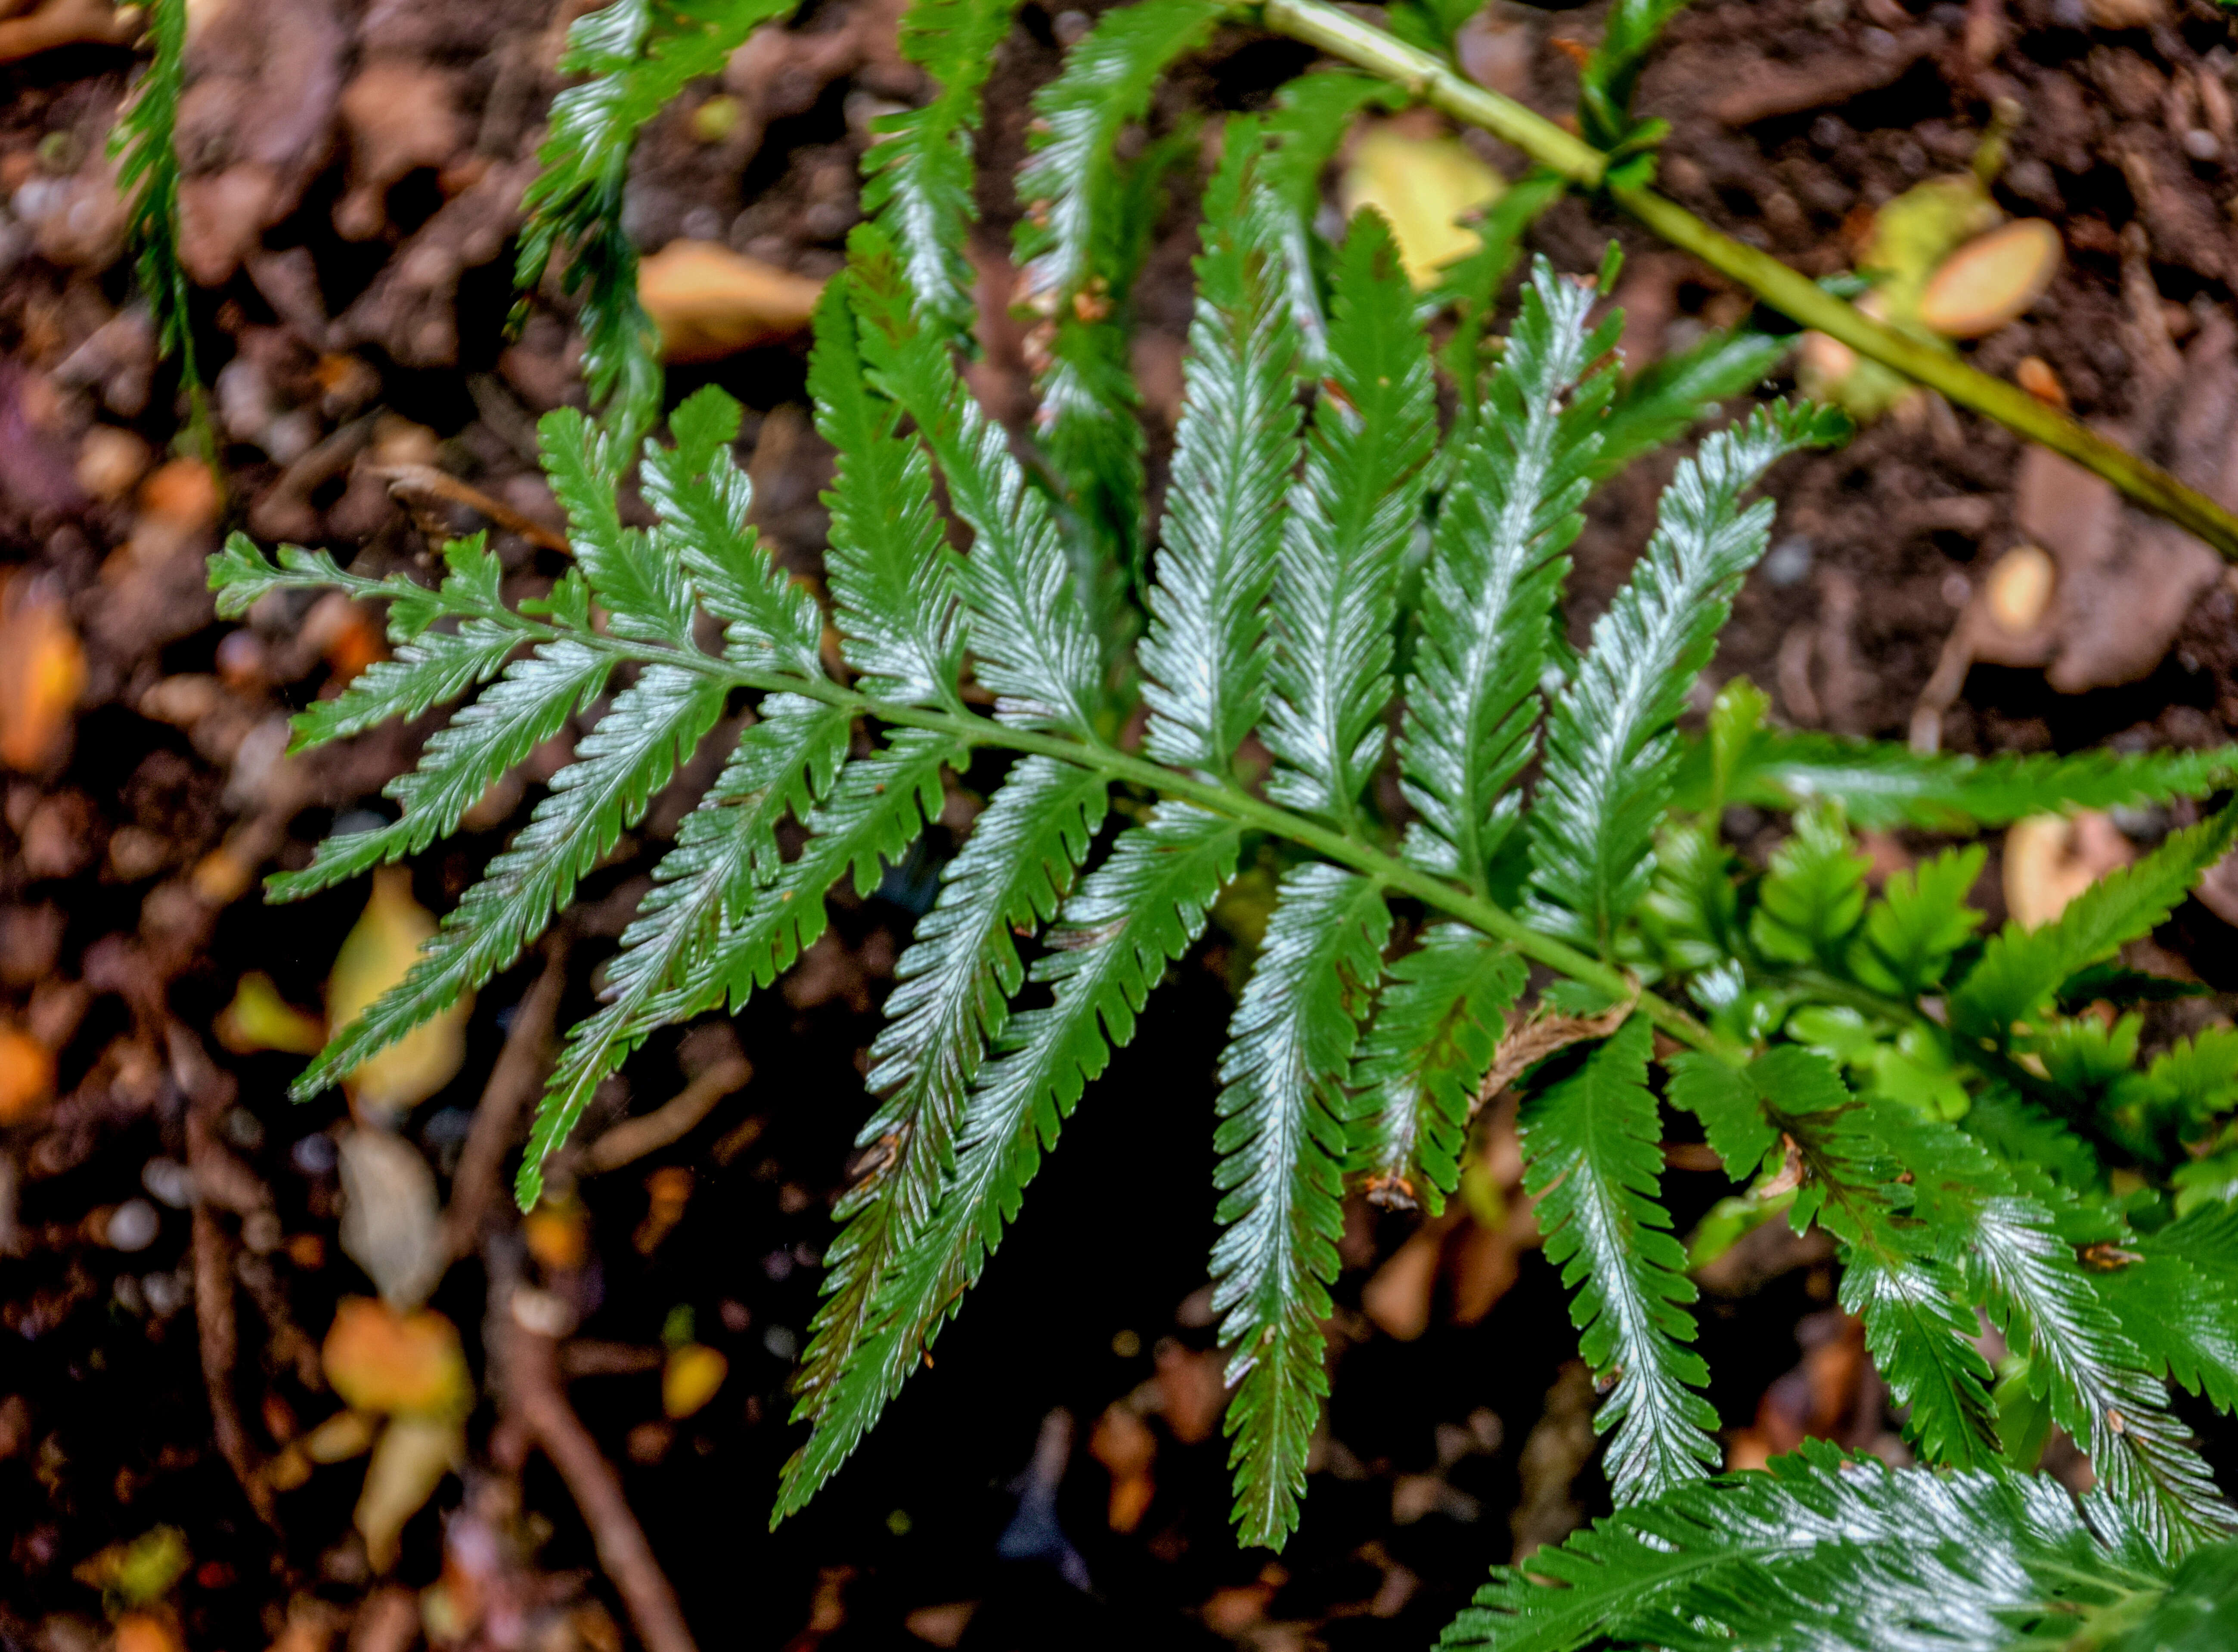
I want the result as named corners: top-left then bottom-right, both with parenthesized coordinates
top-left (1013, 0), bottom-right (1233, 598)
top-left (1849, 843), bottom-right (1987, 997)
top-left (1526, 403), bottom-right (1839, 955)
top-left (1523, 1015), bottom-right (1719, 1503)
top-left (1746, 802), bottom-right (1868, 967)
top-left (806, 282), bottom-right (967, 710)
top-left (1686, 724), bottom-right (2238, 831)
top-left (1402, 259), bottom-right (1615, 892)
top-left (642, 387), bottom-right (826, 678)
top-left (516, 696), bottom-right (853, 1205)
top-left (2101, 1203), bottom-right (2238, 1415)
top-left (775, 801), bottom-right (1242, 1519)
top-left (1260, 211), bottom-right (1437, 830)
top-left (517, 0), bottom-right (799, 448)
top-left (791, 757), bottom-right (1108, 1419)
top-left (1139, 123), bottom-right (1301, 776)
top-left (1212, 864), bottom-right (1391, 1548)
top-left (1345, 925), bottom-right (1524, 1214)
top-left (850, 230), bottom-right (1107, 737)
top-left (1950, 799), bottom-right (2238, 1046)
top-left (110, 0), bottom-right (206, 446)
top-left (862, 0), bottom-right (1024, 337)
top-left (1577, 0), bottom-right (1692, 150)
top-left (296, 664), bottom-right (730, 1097)
top-left (1589, 325), bottom-right (1790, 482)
top-left (1440, 1439), bottom-right (2170, 1652)
top-left (1430, 171), bottom-right (1568, 459)
top-left (541, 408), bottom-right (698, 645)
top-left (270, 639), bottom-right (616, 901)
top-left (1258, 74), bottom-right (1404, 368)
top-left (1668, 1049), bottom-right (2002, 1469)
top-left (1961, 1189), bottom-right (2232, 1550)
top-left (288, 535), bottom-right (526, 748)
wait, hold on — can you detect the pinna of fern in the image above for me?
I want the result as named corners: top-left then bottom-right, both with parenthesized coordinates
top-left (208, 17), bottom-right (2238, 1591)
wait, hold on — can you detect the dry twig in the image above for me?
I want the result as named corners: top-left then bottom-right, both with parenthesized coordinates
top-left (581, 1055), bottom-right (752, 1176)
top-left (442, 936), bottom-right (568, 1259)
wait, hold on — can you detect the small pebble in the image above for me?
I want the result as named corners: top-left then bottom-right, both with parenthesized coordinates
top-left (1762, 536), bottom-right (1814, 587)
top-left (107, 1199), bottom-right (161, 1252)
top-left (762, 1324), bottom-right (799, 1362)
top-left (141, 1158), bottom-right (195, 1209)
top-left (292, 1133), bottom-right (339, 1176)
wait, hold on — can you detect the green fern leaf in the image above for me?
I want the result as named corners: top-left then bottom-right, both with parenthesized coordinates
top-left (1667, 1050), bottom-right (2002, 1469)
top-left (863, 0), bottom-right (1023, 336)
top-left (1013, 0), bottom-right (1233, 597)
top-left (1588, 325), bottom-right (1791, 483)
top-left (541, 409), bottom-right (697, 645)
top-left (792, 757), bottom-right (1108, 1420)
top-left (1439, 1438), bottom-right (2167, 1652)
top-left (1139, 122), bottom-right (1300, 776)
top-left (807, 281), bottom-right (967, 710)
top-left (517, 0), bottom-right (799, 448)
top-left (850, 230), bottom-right (1107, 737)
top-left (1261, 211), bottom-right (1437, 831)
top-left (2102, 1203), bottom-right (2238, 1415)
top-left (1950, 799), bottom-right (2238, 1046)
top-left (1747, 803), bottom-right (1868, 967)
top-left (1578, 0), bottom-right (1692, 150)
top-left (1212, 864), bottom-right (1390, 1548)
top-left (1526, 403), bottom-right (1838, 955)
top-left (643, 387), bottom-right (826, 678)
top-left (1848, 844), bottom-right (1987, 997)
top-left (1401, 259), bottom-right (1616, 893)
top-left (1258, 74), bottom-right (1404, 369)
top-left (1683, 722), bottom-right (2238, 831)
top-left (775, 801), bottom-right (1242, 1520)
top-left (1961, 1189), bottom-right (2232, 1550)
top-left (287, 535), bottom-right (524, 749)
top-left (1523, 1015), bottom-right (1719, 1502)
top-left (110, 0), bottom-right (206, 444)
top-left (295, 663), bottom-right (730, 1097)
top-left (268, 639), bottom-right (616, 901)
top-left (1345, 925), bottom-right (1524, 1214)
top-left (514, 696), bottom-right (854, 1205)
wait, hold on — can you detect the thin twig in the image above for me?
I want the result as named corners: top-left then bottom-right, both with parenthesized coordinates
top-left (375, 463), bottom-right (574, 554)
top-left (581, 1056), bottom-right (752, 1176)
top-left (1257, 0), bottom-right (2238, 562)
top-left (493, 1294), bottom-right (700, 1652)
top-left (443, 936), bottom-right (569, 1258)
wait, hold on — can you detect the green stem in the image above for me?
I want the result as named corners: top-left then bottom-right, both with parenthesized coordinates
top-left (1258, 0), bottom-right (2238, 563)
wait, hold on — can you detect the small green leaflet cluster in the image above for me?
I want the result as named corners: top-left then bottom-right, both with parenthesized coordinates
top-left (515, 0), bottom-right (800, 456)
top-left (208, 0), bottom-right (2238, 1605)
top-left (109, 0), bottom-right (212, 457)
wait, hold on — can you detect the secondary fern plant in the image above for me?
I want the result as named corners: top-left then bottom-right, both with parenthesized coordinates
top-left (205, 0), bottom-right (2238, 1640)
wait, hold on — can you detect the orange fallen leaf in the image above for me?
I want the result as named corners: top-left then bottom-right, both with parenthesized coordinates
top-left (662, 1343), bottom-right (728, 1419)
top-left (0, 576), bottom-right (86, 773)
top-left (137, 457), bottom-right (221, 530)
top-left (0, 1024), bottom-right (56, 1126)
top-left (637, 240), bottom-right (826, 363)
top-left (321, 1297), bottom-right (472, 1418)
top-left (113, 1615), bottom-right (183, 1652)
top-left (1917, 220), bottom-right (2062, 339)
top-left (523, 1199), bottom-right (589, 1272)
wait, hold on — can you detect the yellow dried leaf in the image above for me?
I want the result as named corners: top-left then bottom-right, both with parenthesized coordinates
top-left (637, 240), bottom-right (826, 363)
top-left (328, 868), bottom-right (471, 1117)
top-left (0, 576), bottom-right (86, 774)
top-left (1339, 126), bottom-right (1505, 289)
top-left (2004, 812), bottom-right (2133, 930)
top-left (72, 1527), bottom-right (189, 1608)
top-left (662, 1343), bottom-right (728, 1419)
top-left (321, 1297), bottom-right (472, 1418)
top-left (354, 1414), bottom-right (461, 1572)
top-left (302, 1408), bottom-right (378, 1463)
top-left (216, 971), bottom-right (327, 1057)
top-left (1983, 544), bottom-right (2055, 635)
top-left (1918, 220), bottom-right (2062, 339)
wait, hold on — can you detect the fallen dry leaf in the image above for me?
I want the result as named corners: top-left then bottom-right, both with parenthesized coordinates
top-left (112, 1615), bottom-right (184, 1652)
top-left (1982, 544), bottom-right (2055, 635)
top-left (337, 1127), bottom-right (447, 1310)
top-left (1361, 1223), bottom-right (1445, 1342)
top-left (355, 1413), bottom-right (462, 1572)
top-left (1339, 124), bottom-right (1504, 289)
top-left (662, 1344), bottom-right (728, 1419)
top-left (637, 240), bottom-right (826, 362)
top-left (329, 868), bottom-right (472, 1119)
top-left (215, 971), bottom-right (328, 1057)
top-left (523, 1199), bottom-right (589, 1272)
top-left (2004, 812), bottom-right (2134, 930)
top-left (322, 1297), bottom-right (472, 1417)
top-left (1917, 220), bottom-right (2062, 339)
top-left (0, 575), bottom-right (86, 774)
top-left (0, 1023), bottom-right (56, 1127)
top-left (1154, 1340), bottom-right (1226, 1445)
